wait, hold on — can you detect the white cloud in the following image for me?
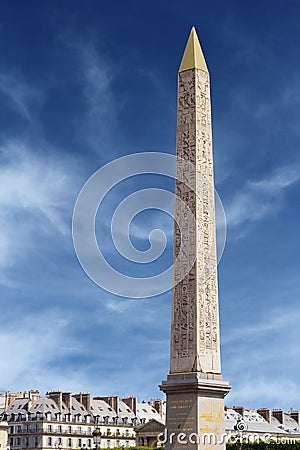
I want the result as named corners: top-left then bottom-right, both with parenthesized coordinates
top-left (223, 305), bottom-right (300, 408)
top-left (223, 308), bottom-right (300, 345)
top-left (226, 165), bottom-right (300, 227)
top-left (0, 309), bottom-right (91, 393)
top-left (0, 140), bottom-right (76, 280)
top-left (228, 378), bottom-right (300, 409)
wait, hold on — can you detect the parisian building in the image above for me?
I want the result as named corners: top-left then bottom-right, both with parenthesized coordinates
top-left (0, 391), bottom-right (163, 450)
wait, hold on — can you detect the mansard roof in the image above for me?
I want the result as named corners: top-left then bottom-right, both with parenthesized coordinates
top-left (136, 402), bottom-right (162, 421)
top-left (90, 399), bottom-right (116, 419)
top-left (29, 396), bottom-right (60, 414)
top-left (6, 398), bottom-right (29, 414)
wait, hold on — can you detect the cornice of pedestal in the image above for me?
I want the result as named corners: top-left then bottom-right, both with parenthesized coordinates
top-left (159, 373), bottom-right (231, 397)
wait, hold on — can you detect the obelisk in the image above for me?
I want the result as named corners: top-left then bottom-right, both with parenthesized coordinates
top-left (160, 27), bottom-right (230, 449)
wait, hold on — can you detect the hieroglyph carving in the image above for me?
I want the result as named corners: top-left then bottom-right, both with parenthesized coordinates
top-left (170, 68), bottom-right (221, 375)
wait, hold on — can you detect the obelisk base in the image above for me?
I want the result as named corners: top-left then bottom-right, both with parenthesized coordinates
top-left (160, 374), bottom-right (231, 450)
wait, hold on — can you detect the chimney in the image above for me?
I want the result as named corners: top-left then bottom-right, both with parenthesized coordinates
top-left (233, 406), bottom-right (244, 417)
top-left (81, 393), bottom-right (91, 412)
top-left (47, 391), bottom-right (63, 410)
top-left (29, 390), bottom-right (40, 402)
top-left (272, 409), bottom-right (284, 424)
top-left (257, 408), bottom-right (271, 423)
top-left (94, 396), bottom-right (120, 414)
top-left (27, 390), bottom-right (40, 409)
top-left (62, 392), bottom-right (73, 411)
top-left (5, 392), bottom-right (22, 408)
top-left (73, 393), bottom-right (83, 404)
top-left (149, 399), bottom-right (163, 417)
top-left (290, 411), bottom-right (300, 425)
top-left (122, 397), bottom-right (137, 415)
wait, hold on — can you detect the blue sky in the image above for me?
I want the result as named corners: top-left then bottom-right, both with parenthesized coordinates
top-left (1, 0), bottom-right (300, 410)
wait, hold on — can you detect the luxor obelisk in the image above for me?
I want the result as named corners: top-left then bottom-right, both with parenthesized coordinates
top-left (160, 27), bottom-right (230, 449)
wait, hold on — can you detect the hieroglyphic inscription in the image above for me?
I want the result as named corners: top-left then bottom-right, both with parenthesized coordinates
top-left (170, 67), bottom-right (221, 375)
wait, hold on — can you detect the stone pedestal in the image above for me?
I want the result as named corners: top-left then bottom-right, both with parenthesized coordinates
top-left (160, 374), bottom-right (230, 450)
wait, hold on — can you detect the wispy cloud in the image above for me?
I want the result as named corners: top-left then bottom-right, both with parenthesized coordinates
top-left (0, 69), bottom-right (41, 121)
top-left (60, 36), bottom-right (120, 155)
top-left (226, 165), bottom-right (299, 227)
top-left (0, 140), bottom-right (76, 281)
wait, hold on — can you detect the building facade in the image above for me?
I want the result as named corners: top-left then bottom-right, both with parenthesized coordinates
top-left (0, 391), bottom-right (163, 450)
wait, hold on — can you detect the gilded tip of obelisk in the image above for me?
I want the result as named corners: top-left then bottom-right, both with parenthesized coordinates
top-left (179, 26), bottom-right (208, 73)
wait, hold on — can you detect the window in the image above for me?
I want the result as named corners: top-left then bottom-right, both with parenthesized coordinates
top-left (77, 439), bottom-right (82, 447)
top-left (125, 441), bottom-right (129, 447)
top-left (58, 425), bottom-right (62, 433)
top-left (107, 440), bottom-right (111, 448)
top-left (77, 426), bottom-right (82, 432)
top-left (48, 425), bottom-right (52, 432)
top-left (17, 425), bottom-right (22, 433)
top-left (68, 438), bottom-right (72, 448)
top-left (48, 437), bottom-right (52, 447)
top-left (107, 429), bottom-right (111, 436)
top-left (24, 437), bottom-right (29, 448)
top-left (87, 439), bottom-right (91, 448)
top-left (87, 427), bottom-right (91, 434)
top-left (116, 440), bottom-right (120, 447)
top-left (34, 437), bottom-right (39, 448)
top-left (68, 426), bottom-right (72, 433)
